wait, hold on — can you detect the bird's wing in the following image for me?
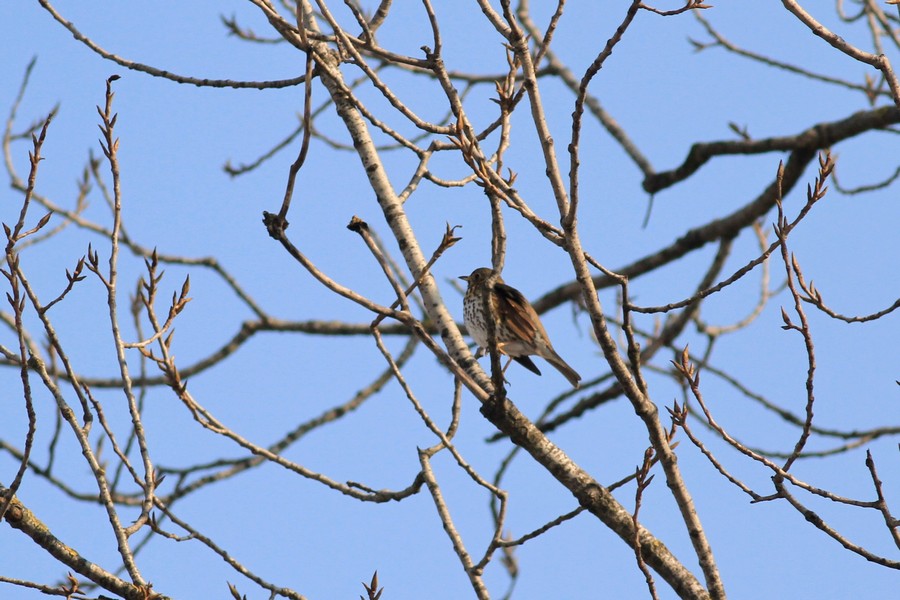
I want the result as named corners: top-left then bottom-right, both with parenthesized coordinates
top-left (513, 355), bottom-right (542, 375)
top-left (493, 282), bottom-right (542, 344)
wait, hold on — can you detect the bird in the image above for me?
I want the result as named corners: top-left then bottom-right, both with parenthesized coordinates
top-left (460, 267), bottom-right (581, 388)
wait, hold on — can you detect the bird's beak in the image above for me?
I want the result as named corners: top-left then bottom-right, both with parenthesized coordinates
top-left (459, 275), bottom-right (469, 282)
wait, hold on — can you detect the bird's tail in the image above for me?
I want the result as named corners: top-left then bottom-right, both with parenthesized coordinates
top-left (544, 351), bottom-right (581, 388)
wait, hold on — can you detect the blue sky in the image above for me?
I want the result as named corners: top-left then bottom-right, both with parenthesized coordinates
top-left (1, 2), bottom-right (897, 599)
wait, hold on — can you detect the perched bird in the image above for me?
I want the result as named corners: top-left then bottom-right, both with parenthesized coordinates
top-left (460, 267), bottom-right (581, 388)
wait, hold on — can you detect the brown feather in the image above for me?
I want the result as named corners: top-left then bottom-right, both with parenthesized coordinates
top-left (461, 267), bottom-right (581, 387)
top-left (493, 282), bottom-right (544, 345)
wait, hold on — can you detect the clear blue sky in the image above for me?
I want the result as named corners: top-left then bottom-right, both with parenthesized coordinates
top-left (1, 3), bottom-right (897, 599)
